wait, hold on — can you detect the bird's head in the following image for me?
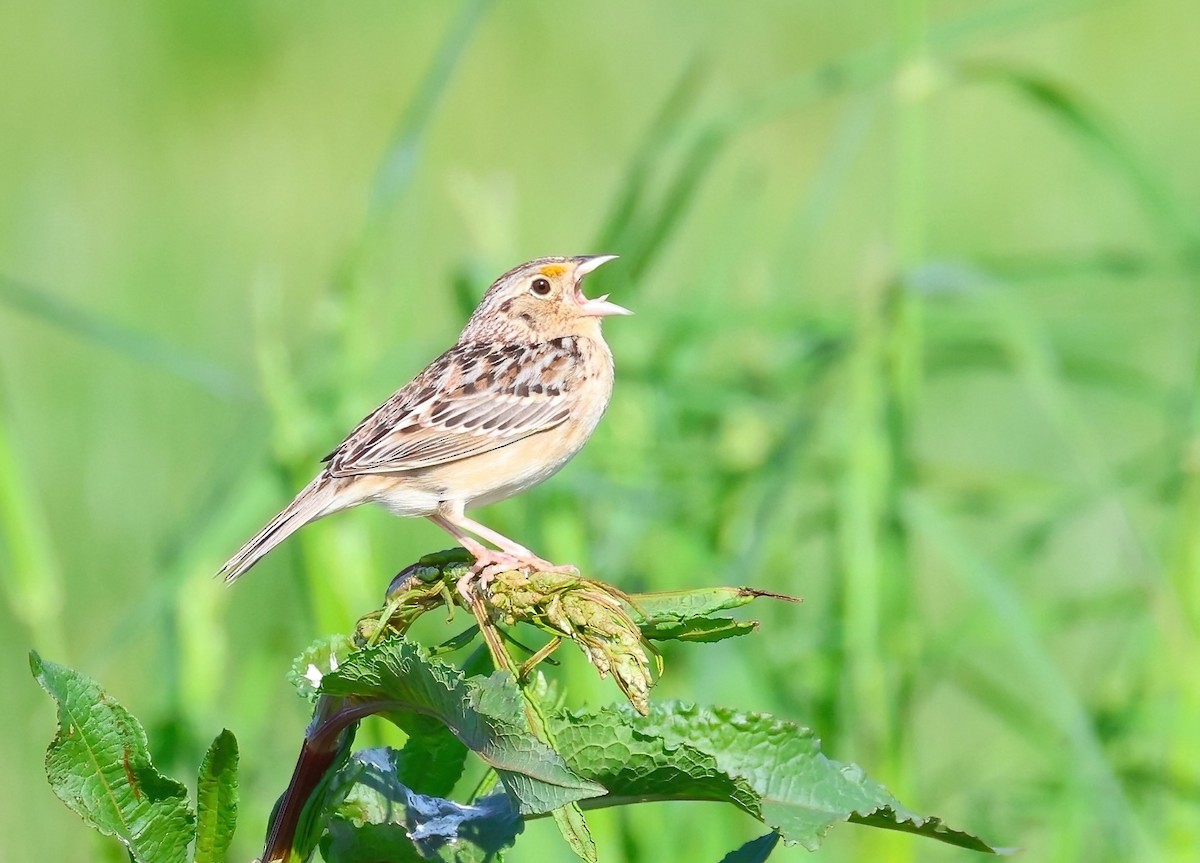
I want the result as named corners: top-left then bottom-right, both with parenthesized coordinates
top-left (462, 255), bottom-right (631, 342)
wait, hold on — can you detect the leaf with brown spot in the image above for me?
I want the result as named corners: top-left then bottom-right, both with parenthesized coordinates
top-left (31, 652), bottom-right (195, 863)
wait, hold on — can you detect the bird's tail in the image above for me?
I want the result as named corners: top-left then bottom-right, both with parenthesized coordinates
top-left (218, 474), bottom-right (342, 583)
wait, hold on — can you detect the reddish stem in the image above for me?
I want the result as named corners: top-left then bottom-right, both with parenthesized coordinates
top-left (260, 698), bottom-right (363, 863)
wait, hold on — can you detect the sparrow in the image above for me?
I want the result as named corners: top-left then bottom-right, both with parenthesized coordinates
top-left (218, 254), bottom-right (630, 597)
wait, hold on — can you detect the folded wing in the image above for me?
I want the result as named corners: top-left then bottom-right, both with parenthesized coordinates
top-left (323, 339), bottom-right (582, 476)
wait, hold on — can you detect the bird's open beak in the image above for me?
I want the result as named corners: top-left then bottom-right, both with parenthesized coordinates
top-left (572, 254), bottom-right (633, 317)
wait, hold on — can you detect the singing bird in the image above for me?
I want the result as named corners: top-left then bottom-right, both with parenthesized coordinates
top-left (218, 255), bottom-right (630, 595)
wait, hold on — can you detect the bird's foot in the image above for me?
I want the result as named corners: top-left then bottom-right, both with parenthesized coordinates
top-left (456, 549), bottom-right (579, 604)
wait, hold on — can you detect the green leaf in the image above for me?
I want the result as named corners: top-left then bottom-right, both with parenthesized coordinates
top-left (319, 640), bottom-right (605, 814)
top-left (647, 704), bottom-right (995, 852)
top-left (630, 586), bottom-right (787, 621)
top-left (552, 801), bottom-right (597, 863)
top-left (549, 704), bottom-right (760, 815)
top-left (719, 832), bottom-right (781, 863)
top-left (288, 634), bottom-right (358, 701)
top-left (395, 714), bottom-right (468, 799)
top-left (30, 652), bottom-right (196, 863)
top-left (323, 823), bottom-right (429, 863)
top-left (629, 587), bottom-right (796, 643)
top-left (550, 702), bottom-right (998, 853)
top-left (321, 748), bottom-right (522, 863)
top-left (640, 616), bottom-right (759, 643)
top-left (195, 730), bottom-right (238, 863)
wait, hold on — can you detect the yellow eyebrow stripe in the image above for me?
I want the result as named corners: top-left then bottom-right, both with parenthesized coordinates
top-left (538, 264), bottom-right (568, 278)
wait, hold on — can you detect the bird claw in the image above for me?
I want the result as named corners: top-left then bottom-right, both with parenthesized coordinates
top-left (456, 551), bottom-right (578, 604)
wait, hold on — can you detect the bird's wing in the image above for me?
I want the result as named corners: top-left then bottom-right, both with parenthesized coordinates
top-left (323, 339), bottom-right (583, 476)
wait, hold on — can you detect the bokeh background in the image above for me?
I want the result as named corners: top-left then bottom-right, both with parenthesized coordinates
top-left (3, 0), bottom-right (1199, 860)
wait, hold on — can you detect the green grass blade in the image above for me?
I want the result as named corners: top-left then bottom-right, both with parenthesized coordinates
top-left (365, 0), bottom-right (493, 227)
top-left (593, 57), bottom-right (709, 257)
top-left (0, 401), bottom-right (66, 655)
top-left (959, 63), bottom-right (1199, 247)
top-left (0, 274), bottom-right (254, 401)
top-left (904, 495), bottom-right (1145, 856)
top-left (195, 730), bottom-right (239, 863)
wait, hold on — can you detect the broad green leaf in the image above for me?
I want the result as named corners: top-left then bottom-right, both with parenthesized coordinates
top-left (323, 823), bottom-right (429, 863)
top-left (719, 832), bottom-right (781, 863)
top-left (550, 703), bottom-right (997, 853)
top-left (395, 714), bottom-right (468, 799)
top-left (30, 652), bottom-right (195, 863)
top-left (319, 640), bottom-right (604, 813)
top-left (321, 748), bottom-right (521, 863)
top-left (640, 704), bottom-right (995, 852)
top-left (549, 705), bottom-right (760, 814)
top-left (195, 730), bottom-right (239, 863)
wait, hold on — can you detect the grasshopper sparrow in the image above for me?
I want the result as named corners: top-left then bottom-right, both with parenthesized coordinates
top-left (218, 255), bottom-right (629, 596)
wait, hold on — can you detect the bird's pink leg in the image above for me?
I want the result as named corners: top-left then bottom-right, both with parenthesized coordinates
top-left (449, 512), bottom-right (580, 575)
top-left (428, 510), bottom-right (577, 603)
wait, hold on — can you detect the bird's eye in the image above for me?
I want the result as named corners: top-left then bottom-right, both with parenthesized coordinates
top-left (530, 277), bottom-right (552, 296)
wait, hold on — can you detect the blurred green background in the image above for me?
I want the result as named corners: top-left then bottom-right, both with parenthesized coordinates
top-left (3, 0), bottom-right (1199, 860)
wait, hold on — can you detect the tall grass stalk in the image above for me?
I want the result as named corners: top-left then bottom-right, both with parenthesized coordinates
top-left (0, 402), bottom-right (66, 658)
top-left (837, 0), bottom-right (927, 826)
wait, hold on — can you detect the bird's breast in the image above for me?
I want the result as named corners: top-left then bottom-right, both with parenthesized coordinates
top-left (367, 335), bottom-right (615, 514)
top-left (455, 343), bottom-right (613, 509)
